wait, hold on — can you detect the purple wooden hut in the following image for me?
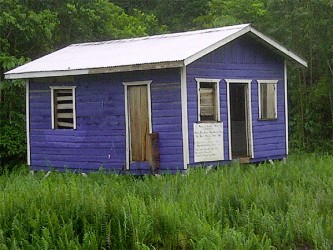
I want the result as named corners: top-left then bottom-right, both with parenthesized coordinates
top-left (5, 24), bottom-right (307, 173)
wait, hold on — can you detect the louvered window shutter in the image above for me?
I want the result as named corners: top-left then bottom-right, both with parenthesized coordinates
top-left (54, 89), bottom-right (74, 129)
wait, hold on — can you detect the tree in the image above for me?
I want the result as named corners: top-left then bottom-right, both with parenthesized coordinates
top-left (195, 0), bottom-right (270, 28)
top-left (266, 0), bottom-right (333, 152)
top-left (0, 0), bottom-right (166, 168)
top-left (112, 0), bottom-right (210, 32)
top-left (196, 0), bottom-right (333, 152)
top-left (0, 0), bottom-right (58, 168)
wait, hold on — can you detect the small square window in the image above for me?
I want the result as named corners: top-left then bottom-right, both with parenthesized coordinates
top-left (196, 79), bottom-right (220, 122)
top-left (51, 87), bottom-right (76, 129)
top-left (258, 81), bottom-right (277, 120)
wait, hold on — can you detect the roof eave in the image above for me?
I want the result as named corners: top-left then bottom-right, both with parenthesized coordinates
top-left (184, 24), bottom-right (251, 66)
top-left (4, 61), bottom-right (184, 80)
top-left (184, 25), bottom-right (307, 68)
top-left (4, 69), bottom-right (90, 80)
top-left (249, 27), bottom-right (308, 68)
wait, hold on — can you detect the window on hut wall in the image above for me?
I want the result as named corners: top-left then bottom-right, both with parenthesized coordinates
top-left (258, 80), bottom-right (277, 120)
top-left (50, 86), bottom-right (76, 129)
top-left (196, 78), bottom-right (220, 122)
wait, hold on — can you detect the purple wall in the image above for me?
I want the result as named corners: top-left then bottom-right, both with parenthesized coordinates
top-left (186, 35), bottom-right (286, 164)
top-left (29, 35), bottom-right (288, 172)
top-left (29, 68), bottom-right (183, 172)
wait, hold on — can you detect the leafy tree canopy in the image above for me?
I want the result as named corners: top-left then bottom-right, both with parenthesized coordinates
top-left (0, 0), bottom-right (166, 167)
top-left (196, 0), bottom-right (333, 152)
top-left (112, 0), bottom-right (210, 32)
top-left (1, 0), bottom-right (333, 168)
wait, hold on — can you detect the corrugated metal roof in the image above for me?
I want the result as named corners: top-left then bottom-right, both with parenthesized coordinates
top-left (4, 24), bottom-right (307, 79)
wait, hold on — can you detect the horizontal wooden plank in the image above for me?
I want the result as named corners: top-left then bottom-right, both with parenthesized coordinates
top-left (57, 121), bottom-right (73, 127)
top-left (153, 117), bottom-right (182, 125)
top-left (253, 131), bottom-right (285, 139)
top-left (254, 142), bottom-right (285, 151)
top-left (57, 96), bottom-right (72, 101)
top-left (30, 122), bottom-right (52, 129)
top-left (57, 113), bottom-right (73, 119)
top-left (29, 103), bottom-right (51, 110)
top-left (30, 135), bottom-right (125, 144)
top-left (188, 69), bottom-right (283, 80)
top-left (152, 104), bottom-right (181, 112)
top-left (31, 154), bottom-right (119, 162)
top-left (157, 129), bottom-right (182, 137)
top-left (31, 148), bottom-right (126, 156)
top-left (254, 149), bottom-right (286, 158)
top-left (153, 124), bottom-right (182, 132)
top-left (57, 103), bottom-right (73, 109)
top-left (32, 160), bottom-right (117, 169)
top-left (31, 140), bottom-right (122, 147)
top-left (200, 106), bottom-right (214, 116)
top-left (152, 109), bottom-right (182, 118)
top-left (56, 89), bottom-right (72, 94)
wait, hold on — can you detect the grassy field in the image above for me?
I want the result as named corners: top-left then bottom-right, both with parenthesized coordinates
top-left (0, 154), bottom-right (332, 249)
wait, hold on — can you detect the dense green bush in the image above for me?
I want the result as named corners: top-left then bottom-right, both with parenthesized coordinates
top-left (0, 154), bottom-right (332, 249)
top-left (0, 111), bottom-right (26, 171)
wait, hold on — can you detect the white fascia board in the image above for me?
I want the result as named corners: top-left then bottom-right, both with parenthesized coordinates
top-left (184, 25), bottom-right (251, 66)
top-left (5, 69), bottom-right (90, 80)
top-left (89, 61), bottom-right (184, 74)
top-left (250, 27), bottom-right (308, 68)
top-left (4, 61), bottom-right (184, 80)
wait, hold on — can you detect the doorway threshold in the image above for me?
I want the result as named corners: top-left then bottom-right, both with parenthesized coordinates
top-left (233, 157), bottom-right (250, 164)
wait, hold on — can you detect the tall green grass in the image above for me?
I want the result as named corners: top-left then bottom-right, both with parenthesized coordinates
top-left (0, 154), bottom-right (332, 249)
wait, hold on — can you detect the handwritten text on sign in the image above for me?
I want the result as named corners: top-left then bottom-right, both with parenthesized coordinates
top-left (194, 123), bottom-right (224, 162)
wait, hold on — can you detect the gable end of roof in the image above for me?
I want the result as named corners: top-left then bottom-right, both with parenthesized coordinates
top-left (184, 24), bottom-right (251, 65)
top-left (249, 27), bottom-right (307, 67)
top-left (4, 23), bottom-right (307, 80)
top-left (184, 25), bottom-right (307, 68)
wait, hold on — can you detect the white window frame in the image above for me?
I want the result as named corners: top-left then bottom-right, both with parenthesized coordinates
top-left (195, 78), bottom-right (221, 122)
top-left (257, 80), bottom-right (278, 120)
top-left (50, 86), bottom-right (77, 129)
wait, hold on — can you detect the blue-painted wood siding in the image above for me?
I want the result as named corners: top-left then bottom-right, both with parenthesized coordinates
top-left (187, 35), bottom-right (285, 164)
top-left (29, 68), bottom-right (183, 172)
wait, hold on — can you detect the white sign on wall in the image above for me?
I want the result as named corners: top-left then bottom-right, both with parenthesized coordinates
top-left (194, 123), bottom-right (224, 163)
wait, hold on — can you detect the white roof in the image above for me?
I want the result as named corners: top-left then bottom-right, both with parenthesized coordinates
top-left (5, 24), bottom-right (307, 79)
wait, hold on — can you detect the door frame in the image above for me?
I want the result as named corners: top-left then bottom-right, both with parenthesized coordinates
top-left (123, 80), bottom-right (152, 169)
top-left (225, 79), bottom-right (254, 160)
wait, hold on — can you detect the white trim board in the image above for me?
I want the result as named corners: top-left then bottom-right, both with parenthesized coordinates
top-left (5, 62), bottom-right (184, 80)
top-left (26, 80), bottom-right (31, 165)
top-left (181, 67), bottom-right (189, 169)
top-left (122, 80), bottom-right (153, 170)
top-left (6, 69), bottom-right (90, 80)
top-left (284, 60), bottom-right (289, 155)
top-left (225, 79), bottom-right (254, 160)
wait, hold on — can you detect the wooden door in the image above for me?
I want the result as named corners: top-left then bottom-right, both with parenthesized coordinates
top-left (127, 85), bottom-right (149, 162)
